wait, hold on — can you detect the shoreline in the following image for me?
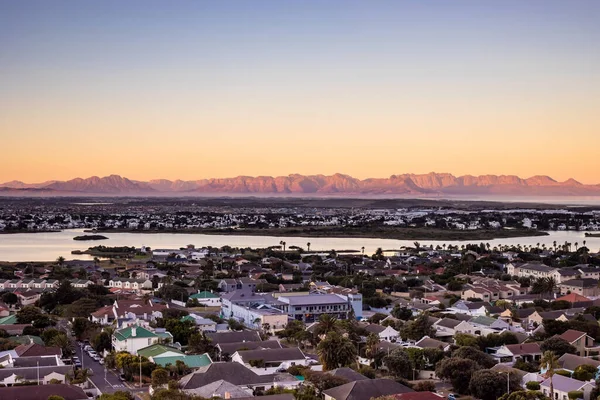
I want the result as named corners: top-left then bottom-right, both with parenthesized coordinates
top-left (83, 227), bottom-right (549, 241)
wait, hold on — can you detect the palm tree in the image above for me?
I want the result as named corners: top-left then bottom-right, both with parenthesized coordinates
top-left (413, 242), bottom-right (420, 251)
top-left (315, 314), bottom-right (339, 336)
top-left (541, 351), bottom-right (560, 400)
top-left (280, 241), bottom-right (286, 258)
top-left (56, 256), bottom-right (65, 266)
top-left (317, 332), bottom-right (357, 371)
top-left (306, 242), bottom-right (311, 253)
top-left (361, 246), bottom-right (365, 256)
top-left (365, 333), bottom-right (380, 361)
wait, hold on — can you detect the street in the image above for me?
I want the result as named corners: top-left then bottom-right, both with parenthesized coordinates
top-left (60, 318), bottom-right (146, 396)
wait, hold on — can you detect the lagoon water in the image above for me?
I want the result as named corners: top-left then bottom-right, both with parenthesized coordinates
top-left (0, 229), bottom-right (598, 262)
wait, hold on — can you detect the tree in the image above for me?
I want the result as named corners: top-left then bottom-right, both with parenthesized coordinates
top-left (391, 305), bottom-right (412, 320)
top-left (400, 313), bottom-right (435, 341)
top-left (92, 332), bottom-right (112, 353)
top-left (303, 371), bottom-right (348, 395)
top-left (151, 368), bottom-right (170, 387)
top-left (572, 364), bottom-right (598, 381)
top-left (541, 351), bottom-right (560, 400)
top-left (317, 332), bottom-right (357, 370)
top-left (66, 298), bottom-right (99, 318)
top-left (16, 305), bottom-right (45, 324)
top-left (315, 314), bottom-right (339, 336)
top-left (454, 333), bottom-right (479, 348)
top-left (49, 333), bottom-right (73, 357)
top-left (384, 348), bottom-right (412, 379)
top-left (56, 256), bottom-right (65, 266)
top-left (540, 336), bottom-right (576, 357)
top-left (98, 391), bottom-right (135, 400)
top-left (413, 381), bottom-right (436, 392)
top-left (526, 381), bottom-right (540, 390)
top-left (498, 390), bottom-right (547, 400)
top-left (48, 396), bottom-right (65, 400)
top-left (72, 317), bottom-right (93, 340)
top-left (469, 370), bottom-right (511, 400)
top-left (453, 346), bottom-right (496, 368)
top-left (435, 357), bottom-right (479, 394)
top-left (2, 292), bottom-right (18, 307)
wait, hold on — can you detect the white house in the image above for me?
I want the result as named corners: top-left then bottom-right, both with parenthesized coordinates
top-left (231, 347), bottom-right (310, 375)
top-left (112, 325), bottom-right (160, 355)
top-left (540, 374), bottom-right (594, 400)
top-left (364, 324), bottom-right (400, 342)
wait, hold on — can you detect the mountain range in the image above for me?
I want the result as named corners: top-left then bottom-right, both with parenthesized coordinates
top-left (1, 173), bottom-right (600, 197)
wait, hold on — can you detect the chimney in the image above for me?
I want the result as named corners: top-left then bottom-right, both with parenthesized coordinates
top-left (225, 392), bottom-right (231, 399)
top-left (132, 326), bottom-right (137, 337)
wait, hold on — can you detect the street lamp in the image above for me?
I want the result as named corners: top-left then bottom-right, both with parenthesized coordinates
top-left (500, 371), bottom-right (510, 395)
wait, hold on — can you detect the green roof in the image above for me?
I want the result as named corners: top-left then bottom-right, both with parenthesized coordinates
top-left (0, 315), bottom-right (17, 325)
top-left (137, 344), bottom-right (183, 358)
top-left (152, 354), bottom-right (212, 368)
top-left (114, 325), bottom-right (157, 341)
top-left (190, 291), bottom-right (218, 299)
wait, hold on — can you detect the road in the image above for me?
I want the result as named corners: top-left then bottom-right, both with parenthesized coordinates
top-left (59, 318), bottom-right (145, 396)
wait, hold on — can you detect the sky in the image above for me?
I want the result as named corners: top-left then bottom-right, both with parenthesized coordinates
top-left (0, 1), bottom-right (599, 184)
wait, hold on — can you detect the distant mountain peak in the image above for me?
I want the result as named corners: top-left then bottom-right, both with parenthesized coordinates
top-left (1, 172), bottom-right (598, 196)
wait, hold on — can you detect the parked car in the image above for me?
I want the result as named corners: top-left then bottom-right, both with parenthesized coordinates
top-left (119, 374), bottom-right (126, 381)
top-left (99, 358), bottom-right (105, 365)
top-left (92, 355), bottom-right (101, 362)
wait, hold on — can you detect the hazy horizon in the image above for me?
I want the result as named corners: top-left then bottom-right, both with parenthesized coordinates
top-left (1, 1), bottom-right (599, 183)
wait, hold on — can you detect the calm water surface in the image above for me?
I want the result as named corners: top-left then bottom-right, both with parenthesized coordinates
top-left (0, 229), bottom-right (598, 262)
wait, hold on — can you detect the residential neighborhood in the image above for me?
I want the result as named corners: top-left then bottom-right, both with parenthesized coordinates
top-left (1, 234), bottom-right (600, 400)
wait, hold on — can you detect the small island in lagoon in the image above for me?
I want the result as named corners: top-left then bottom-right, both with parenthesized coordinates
top-left (73, 234), bottom-right (109, 241)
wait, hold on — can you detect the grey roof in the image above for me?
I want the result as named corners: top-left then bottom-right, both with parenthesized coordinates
top-left (328, 367), bottom-right (369, 382)
top-left (236, 347), bottom-right (305, 363)
top-left (559, 353), bottom-right (600, 371)
top-left (560, 278), bottom-right (599, 288)
top-left (0, 384), bottom-right (88, 400)
top-left (12, 356), bottom-right (59, 367)
top-left (218, 340), bottom-right (282, 355)
top-left (557, 269), bottom-right (580, 276)
top-left (323, 379), bottom-right (413, 400)
top-left (280, 294), bottom-right (347, 306)
top-left (183, 380), bottom-right (252, 398)
top-left (364, 324), bottom-right (386, 334)
top-left (519, 263), bottom-right (555, 273)
top-left (415, 337), bottom-right (447, 350)
top-left (435, 318), bottom-right (461, 329)
top-left (179, 362), bottom-right (286, 388)
top-left (540, 374), bottom-right (590, 392)
top-left (206, 330), bottom-right (262, 344)
top-left (0, 365), bottom-right (72, 381)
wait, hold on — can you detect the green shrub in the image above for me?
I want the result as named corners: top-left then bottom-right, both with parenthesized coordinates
top-left (568, 390), bottom-right (583, 400)
top-left (526, 381), bottom-right (540, 390)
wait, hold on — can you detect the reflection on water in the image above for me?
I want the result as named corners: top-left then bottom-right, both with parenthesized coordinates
top-left (0, 229), bottom-right (598, 262)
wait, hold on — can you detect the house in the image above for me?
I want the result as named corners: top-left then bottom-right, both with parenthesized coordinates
top-left (16, 290), bottom-right (41, 306)
top-left (0, 384), bottom-right (88, 400)
top-left (555, 293), bottom-right (594, 308)
top-left (328, 368), bottom-right (369, 382)
top-left (275, 294), bottom-right (355, 323)
top-left (231, 347), bottom-right (309, 373)
top-left (469, 315), bottom-right (510, 331)
top-left (0, 365), bottom-right (72, 385)
top-left (153, 354), bottom-right (212, 369)
top-left (14, 343), bottom-right (61, 358)
top-left (137, 344), bottom-right (184, 359)
top-left (454, 320), bottom-right (497, 337)
top-left (206, 331), bottom-right (262, 345)
top-left (414, 337), bottom-right (451, 351)
top-left (364, 324), bottom-right (400, 342)
top-left (559, 279), bottom-right (600, 297)
top-left (433, 318), bottom-right (461, 338)
top-left (560, 330), bottom-right (597, 357)
top-left (179, 362), bottom-right (300, 392)
top-left (216, 341), bottom-right (283, 361)
top-left (181, 315), bottom-right (218, 332)
top-left (112, 325), bottom-right (161, 355)
top-left (183, 379), bottom-right (253, 398)
top-left (490, 364), bottom-right (540, 388)
top-left (108, 278), bottom-right (152, 291)
top-left (540, 374), bottom-right (594, 400)
top-left (558, 353), bottom-right (600, 373)
top-left (227, 302), bottom-right (288, 332)
top-left (323, 379), bottom-right (413, 400)
top-left (189, 291), bottom-right (222, 307)
top-left (515, 263), bottom-right (557, 280)
top-left (491, 343), bottom-right (542, 364)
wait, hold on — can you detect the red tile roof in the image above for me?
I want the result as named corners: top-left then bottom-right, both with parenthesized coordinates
top-left (560, 329), bottom-right (588, 343)
top-left (556, 293), bottom-right (591, 304)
